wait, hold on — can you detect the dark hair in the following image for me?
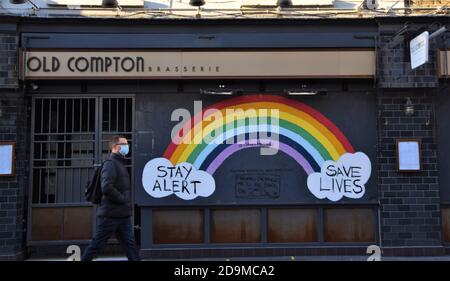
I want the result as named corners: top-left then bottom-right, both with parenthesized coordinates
top-left (109, 135), bottom-right (126, 150)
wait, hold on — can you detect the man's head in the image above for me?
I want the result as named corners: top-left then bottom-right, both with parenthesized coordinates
top-left (109, 135), bottom-right (129, 156)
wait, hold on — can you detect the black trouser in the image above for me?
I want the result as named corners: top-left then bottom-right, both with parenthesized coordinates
top-left (82, 216), bottom-right (140, 261)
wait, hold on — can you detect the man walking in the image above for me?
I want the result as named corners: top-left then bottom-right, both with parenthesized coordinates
top-left (82, 135), bottom-right (140, 261)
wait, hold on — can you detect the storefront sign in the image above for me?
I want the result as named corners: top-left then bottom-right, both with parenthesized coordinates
top-left (410, 31), bottom-right (429, 69)
top-left (22, 50), bottom-right (375, 79)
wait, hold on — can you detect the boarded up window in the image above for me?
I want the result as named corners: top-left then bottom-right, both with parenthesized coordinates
top-left (31, 207), bottom-right (92, 241)
top-left (268, 208), bottom-right (318, 243)
top-left (211, 208), bottom-right (261, 243)
top-left (152, 209), bottom-right (204, 244)
top-left (442, 208), bottom-right (450, 242)
top-left (324, 208), bottom-right (376, 242)
top-left (63, 207), bottom-right (93, 240)
top-left (31, 208), bottom-right (64, 241)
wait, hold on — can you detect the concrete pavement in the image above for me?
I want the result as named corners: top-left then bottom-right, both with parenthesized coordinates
top-left (26, 255), bottom-right (450, 261)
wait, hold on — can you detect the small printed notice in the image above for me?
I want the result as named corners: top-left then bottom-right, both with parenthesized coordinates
top-left (235, 174), bottom-right (280, 199)
top-left (397, 140), bottom-right (421, 171)
top-left (0, 143), bottom-right (14, 176)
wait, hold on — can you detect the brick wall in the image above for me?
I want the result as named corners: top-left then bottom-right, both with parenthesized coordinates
top-left (0, 30), bottom-right (26, 260)
top-left (0, 90), bottom-right (28, 260)
top-left (377, 22), bottom-right (445, 255)
top-left (377, 90), bottom-right (444, 255)
top-left (378, 34), bottom-right (439, 88)
top-left (0, 33), bottom-right (18, 88)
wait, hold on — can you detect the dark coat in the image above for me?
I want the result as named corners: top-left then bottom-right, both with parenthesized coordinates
top-left (97, 153), bottom-right (132, 218)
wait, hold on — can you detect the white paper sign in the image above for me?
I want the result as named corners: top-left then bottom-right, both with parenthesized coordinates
top-left (398, 141), bottom-right (421, 171)
top-left (410, 31), bottom-right (429, 70)
top-left (0, 144), bottom-right (13, 175)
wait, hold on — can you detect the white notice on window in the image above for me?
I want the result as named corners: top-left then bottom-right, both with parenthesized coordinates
top-left (0, 144), bottom-right (13, 175)
top-left (398, 141), bottom-right (420, 171)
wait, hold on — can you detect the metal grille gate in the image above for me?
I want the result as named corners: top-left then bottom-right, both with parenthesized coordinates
top-left (28, 96), bottom-right (134, 244)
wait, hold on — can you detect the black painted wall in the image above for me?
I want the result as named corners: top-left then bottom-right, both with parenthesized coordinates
top-left (436, 88), bottom-right (450, 204)
top-left (375, 21), bottom-right (449, 255)
top-left (377, 90), bottom-right (443, 255)
top-left (134, 84), bottom-right (378, 207)
top-left (0, 91), bottom-right (28, 261)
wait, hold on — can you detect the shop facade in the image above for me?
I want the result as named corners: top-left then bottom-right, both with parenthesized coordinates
top-left (0, 14), bottom-right (449, 260)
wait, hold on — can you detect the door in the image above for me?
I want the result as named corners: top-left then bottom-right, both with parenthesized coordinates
top-left (28, 96), bottom-right (134, 245)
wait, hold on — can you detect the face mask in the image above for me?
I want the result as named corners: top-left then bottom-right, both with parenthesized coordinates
top-left (118, 144), bottom-right (129, 156)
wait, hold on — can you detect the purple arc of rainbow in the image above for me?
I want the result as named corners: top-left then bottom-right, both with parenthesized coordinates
top-left (206, 138), bottom-right (314, 175)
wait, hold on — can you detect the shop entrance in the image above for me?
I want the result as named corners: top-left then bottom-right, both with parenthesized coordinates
top-left (27, 95), bottom-right (134, 245)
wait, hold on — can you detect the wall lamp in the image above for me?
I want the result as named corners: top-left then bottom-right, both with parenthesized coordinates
top-left (405, 97), bottom-right (414, 116)
top-left (284, 89), bottom-right (327, 96)
top-left (189, 0), bottom-right (206, 6)
top-left (29, 82), bottom-right (39, 91)
top-left (189, 0), bottom-right (205, 18)
top-left (200, 89), bottom-right (242, 95)
top-left (101, 0), bottom-right (123, 10)
top-left (9, 0), bottom-right (38, 7)
top-left (286, 91), bottom-right (318, 96)
top-left (102, 0), bottom-right (118, 7)
top-left (200, 84), bottom-right (243, 95)
top-left (277, 0), bottom-right (293, 8)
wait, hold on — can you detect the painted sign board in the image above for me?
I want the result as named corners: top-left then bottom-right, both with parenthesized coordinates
top-left (410, 31), bottom-right (429, 70)
top-left (21, 50), bottom-right (375, 79)
top-left (139, 95), bottom-right (375, 203)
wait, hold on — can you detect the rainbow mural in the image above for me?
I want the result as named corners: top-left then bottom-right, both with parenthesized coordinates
top-left (163, 95), bottom-right (354, 176)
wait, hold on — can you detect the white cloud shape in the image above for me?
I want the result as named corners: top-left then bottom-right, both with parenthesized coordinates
top-left (307, 152), bottom-right (371, 202)
top-left (142, 157), bottom-right (215, 200)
